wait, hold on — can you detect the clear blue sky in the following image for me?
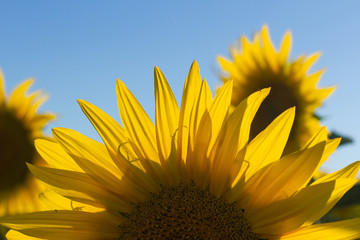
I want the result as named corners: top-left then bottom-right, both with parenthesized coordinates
top-left (1, 1), bottom-right (360, 173)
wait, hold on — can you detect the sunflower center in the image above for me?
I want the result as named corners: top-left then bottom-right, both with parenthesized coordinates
top-left (119, 182), bottom-right (258, 239)
top-left (250, 81), bottom-right (298, 142)
top-left (0, 109), bottom-right (34, 191)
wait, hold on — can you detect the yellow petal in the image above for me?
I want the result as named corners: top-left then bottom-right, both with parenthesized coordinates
top-left (217, 57), bottom-right (242, 81)
top-left (187, 111), bottom-right (212, 188)
top-left (240, 36), bottom-right (256, 72)
top-left (245, 107), bottom-right (295, 180)
top-left (208, 80), bottom-right (233, 150)
top-left (8, 79), bottom-right (33, 109)
top-left (301, 53), bottom-right (321, 74)
top-left (230, 45), bottom-right (252, 77)
top-left (116, 79), bottom-right (166, 183)
top-left (67, 155), bottom-right (149, 202)
top-left (184, 78), bottom-right (211, 184)
top-left (189, 79), bottom-right (212, 150)
top-left (209, 88), bottom-right (270, 197)
top-left (38, 189), bottom-right (101, 213)
top-left (299, 127), bottom-right (341, 171)
top-left (301, 70), bottom-right (324, 92)
top-left (1, 210), bottom-right (120, 229)
top-left (280, 218), bottom-right (360, 240)
top-left (27, 164), bottom-right (132, 212)
top-left (279, 31), bottom-right (291, 64)
top-left (53, 128), bottom-right (157, 199)
top-left (302, 127), bottom-right (328, 149)
top-left (210, 114), bottom-right (242, 197)
top-left (314, 87), bottom-right (334, 103)
top-left (261, 25), bottom-right (278, 72)
top-left (31, 113), bottom-right (56, 131)
top-left (249, 179), bottom-right (357, 235)
top-left (312, 161), bottom-right (360, 185)
top-left (6, 230), bottom-right (41, 240)
top-left (1, 211), bottom-right (120, 240)
top-left (251, 31), bottom-right (266, 69)
top-left (317, 138), bottom-right (341, 174)
top-left (19, 228), bottom-right (119, 240)
top-left (35, 139), bottom-right (82, 171)
top-left (242, 142), bottom-right (325, 209)
top-left (221, 89), bottom-right (270, 202)
top-left (15, 90), bottom-right (41, 119)
top-left (78, 100), bottom-right (161, 192)
top-left (39, 185), bottom-right (102, 210)
top-left (299, 162), bottom-right (360, 226)
top-left (154, 66), bottom-right (179, 164)
top-left (177, 60), bottom-right (202, 168)
top-left (77, 99), bottom-right (137, 163)
top-left (51, 128), bottom-right (121, 176)
top-left (116, 79), bottom-right (158, 162)
top-left (232, 87), bottom-right (270, 154)
top-left (304, 177), bottom-right (357, 226)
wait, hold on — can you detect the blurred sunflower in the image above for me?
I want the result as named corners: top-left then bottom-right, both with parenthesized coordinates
top-left (218, 25), bottom-right (333, 153)
top-left (2, 61), bottom-right (360, 239)
top-left (0, 71), bottom-right (54, 217)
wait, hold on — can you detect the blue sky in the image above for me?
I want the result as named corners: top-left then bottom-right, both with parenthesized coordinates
top-left (1, 1), bottom-right (360, 173)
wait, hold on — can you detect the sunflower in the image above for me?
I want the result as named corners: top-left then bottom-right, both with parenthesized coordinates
top-left (218, 25), bottom-right (333, 153)
top-left (1, 61), bottom-right (360, 239)
top-left (0, 71), bottom-right (54, 217)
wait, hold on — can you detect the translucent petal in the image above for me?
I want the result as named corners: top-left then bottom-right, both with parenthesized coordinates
top-left (208, 80), bottom-right (233, 150)
top-left (177, 60), bottom-right (202, 168)
top-left (249, 179), bottom-right (357, 235)
top-left (189, 79), bottom-right (212, 150)
top-left (210, 88), bottom-right (270, 197)
top-left (6, 230), bottom-right (41, 240)
top-left (35, 139), bottom-right (82, 171)
top-left (77, 100), bottom-right (137, 162)
top-left (187, 111), bottom-right (212, 188)
top-left (27, 164), bottom-right (132, 212)
top-left (38, 190), bottom-right (101, 213)
top-left (1, 211), bottom-right (120, 240)
top-left (245, 107), bottom-right (295, 179)
top-left (52, 128), bottom-right (121, 176)
top-left (280, 218), bottom-right (360, 240)
top-left (242, 142), bottom-right (325, 208)
top-left (116, 79), bottom-right (158, 162)
top-left (154, 66), bottom-right (179, 164)
top-left (117, 79), bottom-right (166, 183)
top-left (312, 161), bottom-right (360, 185)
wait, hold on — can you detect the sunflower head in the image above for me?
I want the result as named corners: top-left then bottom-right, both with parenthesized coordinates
top-left (0, 70), bottom-right (54, 216)
top-left (218, 25), bottom-right (334, 153)
top-left (1, 62), bottom-right (360, 239)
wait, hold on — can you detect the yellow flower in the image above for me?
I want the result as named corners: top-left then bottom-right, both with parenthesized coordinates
top-left (2, 61), bottom-right (360, 239)
top-left (218, 25), bottom-right (333, 153)
top-left (0, 71), bottom-right (54, 216)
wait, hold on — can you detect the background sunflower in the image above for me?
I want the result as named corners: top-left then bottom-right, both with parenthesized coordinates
top-left (218, 25), bottom-right (333, 153)
top-left (0, 71), bottom-right (54, 237)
